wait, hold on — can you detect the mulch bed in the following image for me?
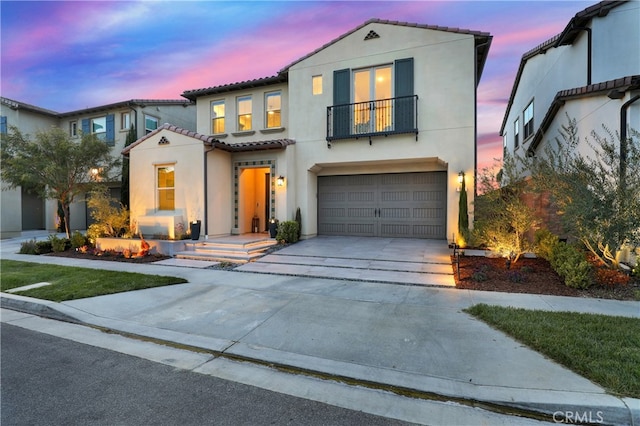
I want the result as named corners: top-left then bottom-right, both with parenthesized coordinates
top-left (453, 255), bottom-right (640, 301)
top-left (44, 250), bottom-right (170, 264)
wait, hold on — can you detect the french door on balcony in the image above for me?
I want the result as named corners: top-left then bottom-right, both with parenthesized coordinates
top-left (353, 65), bottom-right (392, 134)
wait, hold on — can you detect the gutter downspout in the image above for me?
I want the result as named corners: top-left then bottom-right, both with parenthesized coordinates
top-left (619, 94), bottom-right (640, 190)
top-left (203, 145), bottom-right (215, 238)
top-left (572, 26), bottom-right (592, 85)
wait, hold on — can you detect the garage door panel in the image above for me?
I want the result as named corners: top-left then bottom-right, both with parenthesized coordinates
top-left (318, 172), bottom-right (446, 239)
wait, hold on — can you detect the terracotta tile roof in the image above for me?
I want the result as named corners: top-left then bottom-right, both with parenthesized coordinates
top-left (500, 1), bottom-right (626, 134)
top-left (59, 99), bottom-right (194, 117)
top-left (1, 96), bottom-right (59, 116)
top-left (122, 123), bottom-right (295, 155)
top-left (527, 75), bottom-right (640, 155)
top-left (280, 18), bottom-right (492, 83)
top-left (181, 75), bottom-right (287, 101)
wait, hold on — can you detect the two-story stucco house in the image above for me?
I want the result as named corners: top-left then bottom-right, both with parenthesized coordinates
top-left (500, 1), bottom-right (639, 162)
top-left (0, 97), bottom-right (195, 238)
top-left (124, 19), bottom-right (492, 242)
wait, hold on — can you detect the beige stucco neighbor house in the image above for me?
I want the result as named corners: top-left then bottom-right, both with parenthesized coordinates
top-left (0, 97), bottom-right (195, 238)
top-left (124, 19), bottom-right (492, 241)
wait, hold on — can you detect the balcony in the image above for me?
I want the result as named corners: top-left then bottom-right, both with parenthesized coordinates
top-left (326, 95), bottom-right (418, 146)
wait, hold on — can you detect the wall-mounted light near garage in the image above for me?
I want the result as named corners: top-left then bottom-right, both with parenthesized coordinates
top-left (457, 171), bottom-right (465, 192)
top-left (276, 175), bottom-right (285, 187)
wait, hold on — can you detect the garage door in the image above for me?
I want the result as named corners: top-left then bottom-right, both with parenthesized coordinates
top-left (318, 172), bottom-right (447, 239)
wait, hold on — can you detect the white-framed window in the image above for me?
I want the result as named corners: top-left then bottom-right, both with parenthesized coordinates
top-left (91, 116), bottom-right (107, 141)
top-left (156, 165), bottom-right (175, 211)
top-left (312, 75), bottom-right (323, 95)
top-left (70, 121), bottom-right (78, 137)
top-left (265, 91), bottom-right (281, 128)
top-left (145, 115), bottom-right (159, 134)
top-left (514, 118), bottom-right (520, 148)
top-left (237, 96), bottom-right (252, 131)
top-left (523, 101), bottom-right (534, 139)
top-left (211, 100), bottom-right (225, 134)
top-left (121, 112), bottom-right (131, 130)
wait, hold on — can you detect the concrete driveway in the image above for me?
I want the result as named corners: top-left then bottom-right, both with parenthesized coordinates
top-left (236, 236), bottom-right (455, 287)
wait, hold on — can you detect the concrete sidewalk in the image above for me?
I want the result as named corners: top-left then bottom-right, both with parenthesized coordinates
top-left (2, 233), bottom-right (639, 425)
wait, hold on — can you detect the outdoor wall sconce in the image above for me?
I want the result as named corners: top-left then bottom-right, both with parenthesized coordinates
top-left (457, 171), bottom-right (465, 192)
top-left (276, 175), bottom-right (285, 187)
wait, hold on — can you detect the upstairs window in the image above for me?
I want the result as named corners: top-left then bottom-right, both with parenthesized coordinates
top-left (157, 165), bottom-right (175, 211)
top-left (514, 118), bottom-right (520, 148)
top-left (145, 115), bottom-right (158, 134)
top-left (211, 100), bottom-right (225, 134)
top-left (237, 96), bottom-right (252, 131)
top-left (523, 101), bottom-right (534, 139)
top-left (82, 115), bottom-right (114, 146)
top-left (70, 120), bottom-right (78, 137)
top-left (265, 91), bottom-right (281, 128)
top-left (91, 117), bottom-right (106, 141)
top-left (312, 75), bottom-right (323, 95)
top-left (121, 112), bottom-right (131, 130)
top-left (353, 65), bottom-right (392, 133)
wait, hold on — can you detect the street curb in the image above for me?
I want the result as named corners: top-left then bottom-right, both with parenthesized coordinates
top-left (2, 293), bottom-right (637, 425)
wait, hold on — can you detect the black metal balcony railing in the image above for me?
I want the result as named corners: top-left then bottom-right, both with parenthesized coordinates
top-left (326, 95), bottom-right (418, 145)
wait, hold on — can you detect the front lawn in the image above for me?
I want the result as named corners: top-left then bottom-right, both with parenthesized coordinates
top-left (465, 304), bottom-right (640, 398)
top-left (0, 260), bottom-right (187, 302)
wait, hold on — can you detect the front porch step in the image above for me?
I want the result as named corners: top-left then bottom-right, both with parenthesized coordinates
top-left (175, 237), bottom-right (278, 263)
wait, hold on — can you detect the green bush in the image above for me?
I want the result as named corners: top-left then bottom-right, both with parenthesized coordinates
top-left (550, 242), bottom-right (593, 289)
top-left (294, 207), bottom-right (302, 240)
top-left (534, 228), bottom-right (559, 261)
top-left (48, 234), bottom-right (69, 252)
top-left (70, 231), bottom-right (88, 249)
top-left (19, 239), bottom-right (38, 254)
top-left (633, 261), bottom-right (640, 278)
top-left (276, 220), bottom-right (300, 244)
top-left (35, 240), bottom-right (53, 254)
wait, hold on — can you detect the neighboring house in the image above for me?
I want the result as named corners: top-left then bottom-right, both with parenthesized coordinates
top-left (0, 97), bottom-right (195, 238)
top-left (501, 1), bottom-right (639, 162)
top-left (124, 19), bottom-right (491, 241)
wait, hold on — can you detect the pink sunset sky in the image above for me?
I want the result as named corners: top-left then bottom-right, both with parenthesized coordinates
top-left (1, 0), bottom-right (594, 169)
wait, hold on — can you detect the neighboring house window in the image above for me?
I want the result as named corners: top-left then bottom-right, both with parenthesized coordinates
top-left (0, 116), bottom-right (6, 134)
top-left (121, 112), bottom-right (131, 130)
top-left (503, 133), bottom-right (508, 157)
top-left (211, 100), bottom-right (225, 134)
top-left (237, 96), bottom-right (252, 131)
top-left (514, 118), bottom-right (520, 148)
top-left (70, 121), bottom-right (78, 137)
top-left (82, 115), bottom-right (115, 146)
top-left (265, 91), bottom-right (281, 128)
top-left (523, 101), bottom-right (534, 139)
top-left (145, 115), bottom-right (158, 134)
top-left (157, 166), bottom-right (175, 211)
top-left (312, 75), bottom-right (323, 95)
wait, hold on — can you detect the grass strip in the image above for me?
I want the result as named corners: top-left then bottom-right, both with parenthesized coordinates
top-left (1, 259), bottom-right (187, 302)
top-left (465, 304), bottom-right (640, 398)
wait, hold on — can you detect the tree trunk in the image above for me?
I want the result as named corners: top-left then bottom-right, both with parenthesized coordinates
top-left (61, 200), bottom-right (71, 238)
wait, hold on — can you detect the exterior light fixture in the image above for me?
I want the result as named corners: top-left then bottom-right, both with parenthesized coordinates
top-left (276, 175), bottom-right (285, 187)
top-left (457, 171), bottom-right (465, 192)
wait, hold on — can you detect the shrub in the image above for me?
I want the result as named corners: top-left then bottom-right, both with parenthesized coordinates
top-left (520, 265), bottom-right (535, 274)
top-left (595, 268), bottom-right (630, 287)
top-left (295, 207), bottom-right (302, 240)
top-left (48, 234), bottom-right (69, 252)
top-left (86, 187), bottom-right (130, 239)
top-left (507, 270), bottom-right (526, 283)
top-left (550, 242), bottom-right (593, 289)
top-left (471, 270), bottom-right (489, 282)
top-left (35, 240), bottom-right (53, 254)
top-left (19, 239), bottom-right (38, 254)
top-left (276, 220), bottom-right (300, 244)
top-left (534, 228), bottom-right (559, 261)
top-left (70, 231), bottom-right (88, 249)
top-left (633, 261), bottom-right (640, 278)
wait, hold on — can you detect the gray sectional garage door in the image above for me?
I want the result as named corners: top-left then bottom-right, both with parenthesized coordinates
top-left (317, 172), bottom-right (447, 239)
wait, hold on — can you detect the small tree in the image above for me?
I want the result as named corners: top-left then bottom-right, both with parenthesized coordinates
top-left (525, 118), bottom-right (640, 268)
top-left (86, 187), bottom-right (131, 242)
top-left (457, 175), bottom-right (469, 246)
top-left (473, 154), bottom-right (538, 263)
top-left (0, 126), bottom-right (120, 237)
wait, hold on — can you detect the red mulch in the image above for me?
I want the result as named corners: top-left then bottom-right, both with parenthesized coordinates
top-left (44, 250), bottom-right (170, 264)
top-left (453, 255), bottom-right (639, 301)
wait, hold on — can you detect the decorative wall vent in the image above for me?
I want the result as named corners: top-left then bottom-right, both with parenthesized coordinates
top-left (158, 136), bottom-right (170, 145)
top-left (364, 30), bottom-right (380, 40)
